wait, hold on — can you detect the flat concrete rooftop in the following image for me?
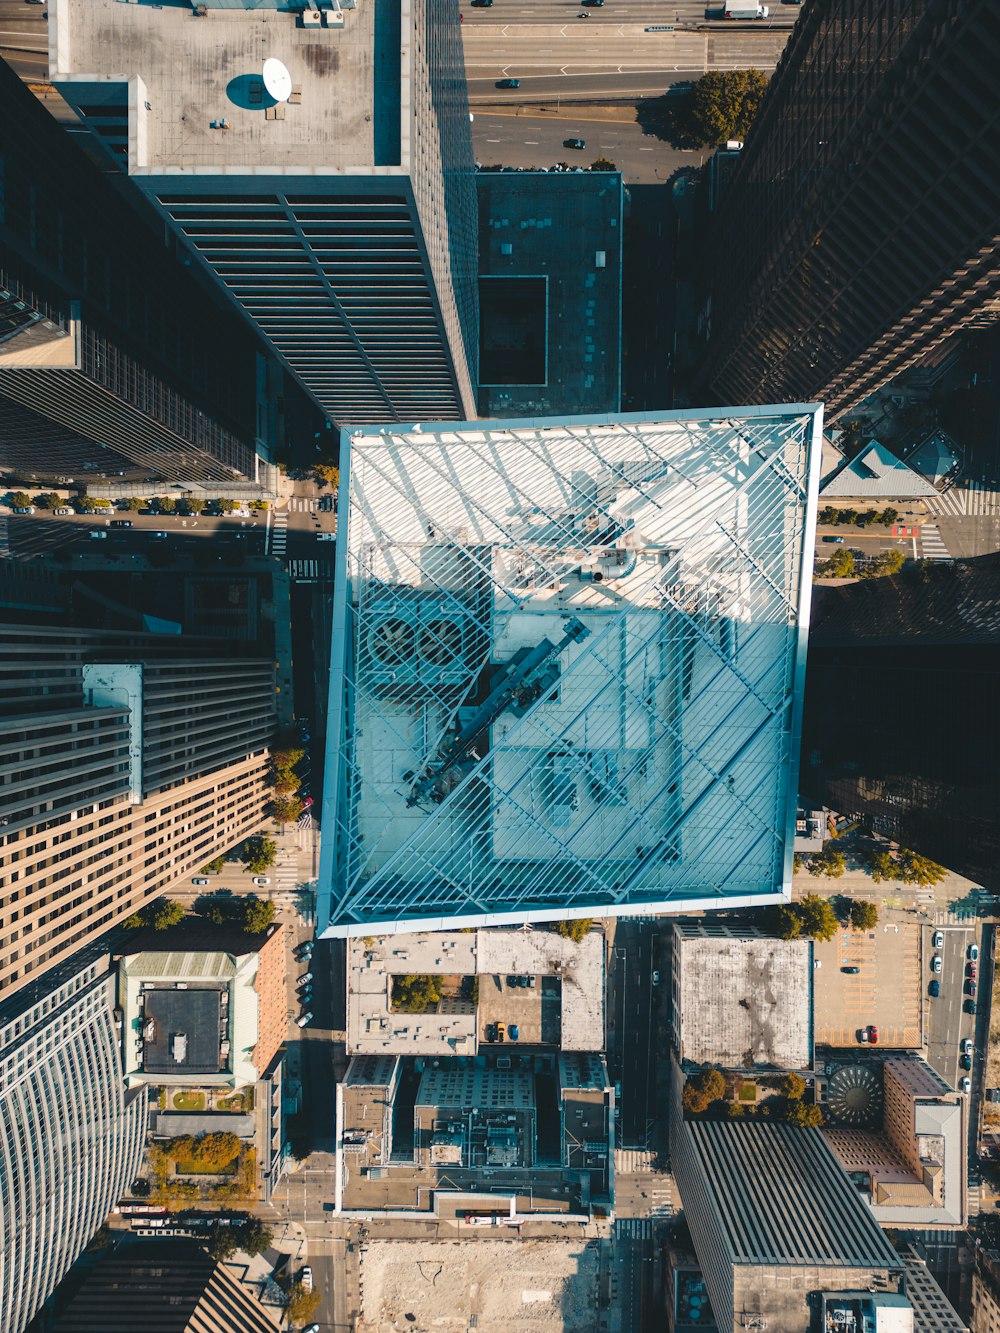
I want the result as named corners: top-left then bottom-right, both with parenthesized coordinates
top-left (51, 0), bottom-right (399, 172)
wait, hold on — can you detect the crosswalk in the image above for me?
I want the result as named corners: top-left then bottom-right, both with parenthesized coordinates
top-left (919, 524), bottom-right (952, 561)
top-left (287, 558), bottom-right (332, 581)
top-left (0, 518), bottom-right (9, 557)
top-left (929, 481), bottom-right (1000, 519)
top-left (649, 1178), bottom-right (674, 1223)
top-left (269, 509), bottom-right (288, 557)
top-left (968, 1182), bottom-right (981, 1218)
top-left (615, 1218), bottom-right (652, 1240)
top-left (287, 497), bottom-right (317, 513)
top-left (615, 1149), bottom-right (654, 1174)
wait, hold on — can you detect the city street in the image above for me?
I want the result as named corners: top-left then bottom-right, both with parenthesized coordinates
top-left (925, 923), bottom-right (979, 1093)
top-left (461, 0), bottom-right (798, 29)
top-left (607, 920), bottom-right (660, 1148)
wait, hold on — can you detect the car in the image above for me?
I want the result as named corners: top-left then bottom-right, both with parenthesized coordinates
top-left (486, 1023), bottom-right (497, 1043)
top-left (509, 1024), bottom-right (519, 1041)
top-left (967, 999), bottom-right (977, 1015)
top-left (581, 0), bottom-right (605, 5)
top-left (963, 1038), bottom-right (974, 1056)
top-left (527, 975), bottom-right (536, 988)
top-left (932, 954), bottom-right (943, 973)
top-left (252, 875), bottom-right (270, 886)
top-left (110, 519), bottom-right (132, 528)
top-left (54, 507), bottom-right (73, 516)
top-left (822, 535), bottom-right (845, 543)
top-left (304, 1325), bottom-right (321, 1333)
top-left (858, 1028), bottom-right (869, 1043)
top-left (12, 505), bottom-right (35, 515)
top-left (968, 980), bottom-right (978, 997)
top-left (842, 966), bottom-right (860, 975)
top-left (471, 0), bottom-right (493, 6)
top-left (296, 1013), bottom-right (313, 1028)
top-left (961, 1053), bottom-right (973, 1070)
top-left (652, 970), bottom-right (660, 985)
top-left (970, 943), bottom-right (980, 962)
top-left (89, 530), bottom-right (108, 540)
top-left (302, 796), bottom-right (314, 808)
top-left (929, 979), bottom-right (940, 997)
top-left (933, 930), bottom-right (944, 948)
top-left (577, 10), bottom-right (591, 16)
top-left (564, 138), bottom-right (586, 150)
top-left (968, 961), bottom-right (978, 977)
top-left (192, 876), bottom-right (210, 886)
top-left (960, 1077), bottom-right (972, 1094)
top-left (149, 530), bottom-right (168, 540)
top-left (867, 1025), bottom-right (878, 1044)
top-left (496, 78), bottom-right (520, 88)
top-left (317, 532), bottom-right (336, 541)
top-left (299, 1266), bottom-right (313, 1292)
top-left (507, 975), bottom-right (519, 987)
top-left (300, 989), bottom-right (314, 1003)
top-left (495, 1022), bottom-right (506, 1041)
top-left (297, 972), bottom-right (313, 985)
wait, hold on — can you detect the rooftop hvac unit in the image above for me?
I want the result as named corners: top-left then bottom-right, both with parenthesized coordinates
top-left (301, 8), bottom-right (322, 24)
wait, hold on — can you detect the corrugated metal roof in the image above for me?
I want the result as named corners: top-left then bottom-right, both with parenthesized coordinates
top-left (686, 1120), bottom-right (903, 1270)
top-left (820, 440), bottom-right (938, 498)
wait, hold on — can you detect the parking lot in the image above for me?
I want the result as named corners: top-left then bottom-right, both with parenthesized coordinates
top-left (813, 919), bottom-right (922, 1050)
top-left (478, 974), bottom-right (561, 1047)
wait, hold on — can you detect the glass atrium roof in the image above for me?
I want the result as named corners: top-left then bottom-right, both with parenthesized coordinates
top-left (318, 407), bottom-right (822, 935)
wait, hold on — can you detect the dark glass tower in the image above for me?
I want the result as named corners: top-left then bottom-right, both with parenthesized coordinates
top-left (696, 0), bottom-right (1000, 419)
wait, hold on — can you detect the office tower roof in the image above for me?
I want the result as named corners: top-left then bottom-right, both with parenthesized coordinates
top-left (320, 406), bottom-right (822, 934)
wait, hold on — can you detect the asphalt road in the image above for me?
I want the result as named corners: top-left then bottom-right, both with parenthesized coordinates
top-left (608, 920), bottom-right (660, 1147)
top-left (474, 108), bottom-right (703, 179)
top-left (925, 923), bottom-right (978, 1093)
top-left (0, 0), bottom-right (46, 81)
top-left (460, 0), bottom-right (799, 31)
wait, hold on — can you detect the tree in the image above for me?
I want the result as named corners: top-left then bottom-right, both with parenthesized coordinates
top-left (553, 919), bottom-right (592, 943)
top-left (150, 899), bottom-right (185, 931)
top-left (807, 847), bottom-right (846, 879)
top-left (194, 892), bottom-right (231, 925)
top-left (797, 893), bottom-right (839, 941)
top-left (123, 496), bottom-right (146, 511)
top-left (216, 498), bottom-right (239, 514)
top-left (392, 974), bottom-right (442, 1013)
top-left (590, 157), bottom-right (617, 171)
top-left (272, 744), bottom-right (306, 771)
top-left (238, 1217), bottom-right (273, 1257)
top-left (774, 903), bottom-right (803, 940)
top-left (285, 1284), bottom-right (321, 1326)
top-left (867, 850), bottom-right (898, 883)
top-left (784, 1099), bottom-right (823, 1128)
top-left (860, 548), bottom-right (905, 579)
top-left (249, 499), bottom-right (269, 511)
top-left (206, 1227), bottom-right (240, 1261)
top-left (271, 794), bottom-right (305, 824)
top-left (33, 492), bottom-right (62, 510)
top-left (241, 835), bottom-right (277, 876)
top-left (314, 462), bottom-right (340, 488)
top-left (849, 899), bottom-right (879, 931)
top-left (682, 1066), bottom-right (726, 1115)
top-left (9, 491), bottom-right (31, 509)
top-left (898, 848), bottom-right (946, 887)
top-left (879, 507), bottom-right (899, 526)
top-left (818, 547), bottom-right (856, 578)
top-left (201, 855), bottom-right (227, 874)
top-left (242, 896), bottom-right (277, 934)
top-left (689, 68), bottom-right (768, 146)
top-left (76, 495), bottom-right (99, 513)
top-left (156, 496), bottom-right (177, 514)
top-left (781, 1072), bottom-right (807, 1101)
top-left (700, 1068), bottom-right (726, 1102)
top-left (682, 1081), bottom-right (710, 1114)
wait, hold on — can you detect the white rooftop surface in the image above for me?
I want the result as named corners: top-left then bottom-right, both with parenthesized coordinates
top-left (675, 929), bottom-right (813, 1069)
top-left (321, 407), bottom-right (821, 934)
top-left (346, 928), bottom-right (604, 1055)
top-left (50, 0), bottom-right (381, 172)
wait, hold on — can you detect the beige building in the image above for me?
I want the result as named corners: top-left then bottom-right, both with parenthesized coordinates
top-left (972, 1248), bottom-right (1000, 1333)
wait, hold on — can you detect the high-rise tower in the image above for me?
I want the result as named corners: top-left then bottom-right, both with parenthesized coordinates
top-left (51, 0), bottom-right (479, 426)
top-left (695, 0), bottom-right (1000, 418)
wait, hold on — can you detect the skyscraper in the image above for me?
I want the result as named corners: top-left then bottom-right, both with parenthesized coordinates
top-left (695, 0), bottom-right (1000, 418)
top-left (319, 406), bottom-right (821, 935)
top-left (0, 59), bottom-right (280, 486)
top-left (0, 947), bottom-right (147, 1333)
top-left (0, 624), bottom-right (276, 1000)
top-left (51, 0), bottom-right (479, 426)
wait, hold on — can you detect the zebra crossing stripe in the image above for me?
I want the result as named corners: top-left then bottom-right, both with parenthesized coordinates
top-left (919, 524), bottom-right (952, 560)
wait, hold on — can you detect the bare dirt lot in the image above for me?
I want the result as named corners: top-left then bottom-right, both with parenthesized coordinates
top-left (358, 1238), bottom-right (601, 1332)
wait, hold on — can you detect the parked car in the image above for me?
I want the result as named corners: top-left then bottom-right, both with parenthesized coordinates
top-left (581, 0), bottom-right (605, 6)
top-left (496, 77), bottom-right (520, 88)
top-left (822, 535), bottom-right (845, 544)
top-left (192, 877), bottom-right (210, 886)
top-left (12, 505), bottom-right (35, 514)
top-left (252, 875), bottom-right (270, 886)
top-left (296, 1013), bottom-right (313, 1028)
top-left (970, 943), bottom-right (980, 961)
top-left (842, 966), bottom-right (860, 975)
top-left (932, 954), bottom-right (943, 973)
top-left (495, 1022), bottom-right (506, 1041)
top-left (966, 999), bottom-right (977, 1015)
top-left (527, 975), bottom-right (536, 988)
top-left (968, 961), bottom-right (978, 978)
top-left (867, 1025), bottom-right (879, 1044)
top-left (297, 972), bottom-right (313, 985)
top-left (933, 930), bottom-right (944, 949)
top-left (302, 796), bottom-right (314, 809)
top-left (963, 1038), bottom-right (974, 1056)
top-left (564, 138), bottom-right (586, 150)
top-left (961, 1077), bottom-right (972, 1094)
top-left (54, 507), bottom-right (73, 516)
top-left (961, 1054), bottom-right (973, 1071)
top-left (300, 1266), bottom-right (313, 1293)
top-left (968, 980), bottom-right (978, 997)
top-left (858, 1028), bottom-right (869, 1044)
top-left (471, 0), bottom-right (493, 5)
top-left (929, 979), bottom-right (940, 997)
top-left (110, 519), bottom-right (132, 528)
top-left (317, 532), bottom-right (336, 541)
top-left (509, 1024), bottom-right (519, 1041)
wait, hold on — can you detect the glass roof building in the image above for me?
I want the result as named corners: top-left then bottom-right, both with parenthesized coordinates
top-left (318, 407), bottom-right (822, 936)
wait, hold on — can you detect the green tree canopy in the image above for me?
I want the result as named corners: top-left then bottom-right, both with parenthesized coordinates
top-left (782, 1072), bottom-right (807, 1101)
top-left (241, 835), bottom-right (277, 876)
top-left (238, 1216), bottom-right (273, 1257)
top-left (807, 847), bottom-right (847, 879)
top-left (797, 893), bottom-right (839, 941)
top-left (123, 496), bottom-right (146, 511)
top-left (898, 848), bottom-right (946, 886)
top-left (860, 548), bottom-right (905, 579)
top-left (200, 855), bottom-right (227, 874)
top-left (285, 1284), bottom-right (321, 1325)
top-left (242, 896), bottom-right (277, 934)
top-left (818, 548), bottom-right (856, 579)
top-left (217, 498), bottom-right (239, 513)
top-left (689, 68), bottom-right (768, 146)
top-left (206, 1228), bottom-right (240, 1261)
top-left (553, 919), bottom-right (592, 942)
top-left (156, 496), bottom-right (177, 513)
top-left (271, 794), bottom-right (305, 824)
top-left (151, 899), bottom-right (185, 931)
top-left (391, 974), bottom-right (442, 1013)
top-left (849, 899), bottom-right (879, 930)
top-left (32, 492), bottom-right (62, 510)
top-left (9, 491), bottom-right (31, 509)
top-left (314, 462), bottom-right (339, 487)
top-left (867, 850), bottom-right (898, 883)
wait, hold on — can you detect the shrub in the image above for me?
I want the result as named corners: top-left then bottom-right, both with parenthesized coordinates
top-left (123, 496), bottom-right (146, 511)
top-left (217, 498), bottom-right (239, 514)
top-left (553, 919), bottom-right (592, 943)
top-left (391, 974), bottom-right (442, 1013)
top-left (249, 499), bottom-right (268, 511)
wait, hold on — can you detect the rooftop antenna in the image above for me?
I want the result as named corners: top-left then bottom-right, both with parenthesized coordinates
top-left (262, 57), bottom-right (293, 104)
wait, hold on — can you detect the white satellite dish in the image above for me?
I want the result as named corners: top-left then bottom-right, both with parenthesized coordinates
top-left (262, 57), bottom-right (292, 104)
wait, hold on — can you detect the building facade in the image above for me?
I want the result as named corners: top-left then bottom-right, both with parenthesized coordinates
top-left (51, 0), bottom-right (478, 426)
top-left (696, 0), bottom-right (1000, 419)
top-left (0, 59), bottom-right (278, 486)
top-left (320, 407), bottom-right (821, 935)
top-left (0, 626), bottom-right (275, 1000)
top-left (972, 1248), bottom-right (1000, 1333)
top-left (0, 949), bottom-right (147, 1333)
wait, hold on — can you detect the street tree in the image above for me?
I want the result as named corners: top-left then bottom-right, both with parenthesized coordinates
top-left (9, 491), bottom-right (31, 509)
top-left (867, 850), bottom-right (898, 882)
top-left (32, 492), bottom-right (62, 510)
top-left (241, 835), bottom-right (277, 876)
top-left (285, 1284), bottom-right (321, 1326)
top-left (784, 1099), bottom-right (823, 1128)
top-left (200, 855), bottom-right (227, 874)
top-left (807, 846), bottom-right (847, 878)
top-left (156, 496), bottom-right (177, 514)
top-left (206, 1228), bottom-right (240, 1261)
top-left (314, 462), bottom-right (339, 487)
top-left (238, 1217), bottom-right (273, 1257)
top-left (689, 68), bottom-right (768, 146)
top-left (797, 893), bottom-right (839, 941)
top-left (150, 899), bottom-right (185, 931)
top-left (271, 794), bottom-right (305, 824)
top-left (898, 848), bottom-right (946, 886)
top-left (124, 496), bottom-right (146, 511)
top-left (782, 1072), bottom-right (807, 1101)
top-left (849, 899), bottom-right (879, 930)
top-left (216, 498), bottom-right (239, 513)
top-left (818, 547), bottom-right (856, 578)
top-left (241, 896), bottom-right (277, 934)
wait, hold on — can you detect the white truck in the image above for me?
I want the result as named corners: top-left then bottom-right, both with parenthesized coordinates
top-left (724, 3), bottom-right (768, 15)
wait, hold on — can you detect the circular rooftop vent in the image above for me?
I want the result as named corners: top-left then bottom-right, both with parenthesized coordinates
top-left (370, 618), bottom-right (415, 666)
top-left (263, 58), bottom-right (292, 104)
top-left (418, 618), bottom-right (463, 666)
top-left (825, 1063), bottom-right (882, 1127)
